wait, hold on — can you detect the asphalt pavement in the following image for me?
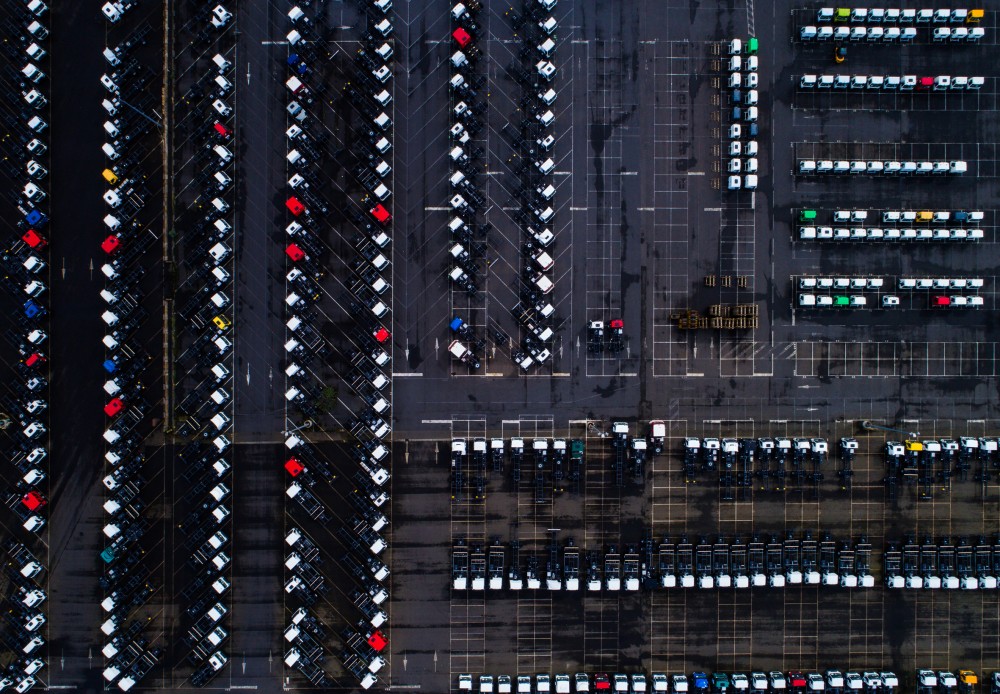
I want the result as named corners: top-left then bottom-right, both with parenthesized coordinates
top-left (46, 3), bottom-right (123, 688)
top-left (232, 0), bottom-right (287, 441)
top-left (13, 0), bottom-right (1000, 691)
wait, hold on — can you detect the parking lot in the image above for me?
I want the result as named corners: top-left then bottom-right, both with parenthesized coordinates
top-left (383, 0), bottom-right (1000, 691)
top-left (0, 0), bottom-right (998, 692)
top-left (391, 422), bottom-right (1000, 690)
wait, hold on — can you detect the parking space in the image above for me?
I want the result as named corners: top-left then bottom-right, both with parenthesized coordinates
top-left (581, 38), bottom-right (629, 374)
top-left (648, 41), bottom-right (695, 378)
top-left (794, 340), bottom-right (1000, 379)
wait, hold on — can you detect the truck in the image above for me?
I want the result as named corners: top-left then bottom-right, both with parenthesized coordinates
top-left (448, 340), bottom-right (481, 369)
top-left (191, 531), bottom-right (228, 567)
top-left (545, 538), bottom-right (562, 591)
top-left (551, 438), bottom-right (567, 488)
top-left (837, 542), bottom-right (858, 588)
top-left (288, 553), bottom-right (327, 593)
top-left (800, 533), bottom-right (820, 585)
top-left (856, 535), bottom-right (875, 587)
top-left (585, 551), bottom-right (602, 591)
top-left (190, 626), bottom-right (228, 663)
top-left (658, 541), bottom-right (677, 588)
top-left (490, 438), bottom-right (505, 472)
top-left (508, 540), bottom-right (523, 591)
top-left (783, 534), bottom-right (802, 584)
top-left (648, 420), bottom-right (665, 455)
top-left (747, 536), bottom-right (766, 587)
top-left (510, 437), bottom-right (524, 483)
top-left (285, 527), bottom-right (321, 563)
top-left (765, 537), bottom-right (785, 587)
top-left (713, 540), bottom-right (732, 588)
top-left (568, 439), bottom-right (584, 490)
top-left (604, 546), bottom-right (622, 590)
top-left (533, 438), bottom-right (548, 503)
top-left (695, 540), bottom-right (713, 589)
top-left (630, 438), bottom-right (647, 480)
top-left (525, 555), bottom-right (541, 590)
top-left (353, 592), bottom-right (387, 628)
top-left (470, 544), bottom-right (487, 590)
top-left (286, 482), bottom-right (329, 521)
top-left (623, 546), bottom-right (641, 591)
top-left (451, 439), bottom-right (466, 501)
top-left (452, 540), bottom-right (469, 590)
top-left (730, 538), bottom-right (749, 588)
top-left (488, 539), bottom-right (505, 590)
top-left (819, 534), bottom-right (838, 586)
top-left (186, 603), bottom-right (227, 644)
top-left (563, 539), bottom-right (580, 591)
